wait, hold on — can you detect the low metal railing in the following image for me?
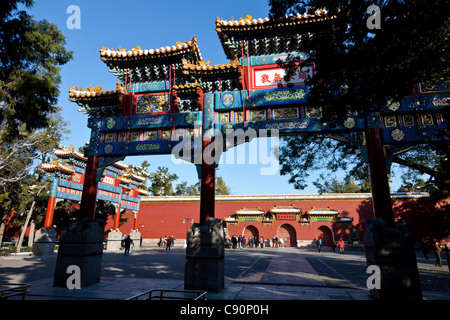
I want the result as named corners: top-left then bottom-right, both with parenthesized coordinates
top-left (0, 283), bottom-right (30, 300)
top-left (126, 289), bottom-right (207, 301)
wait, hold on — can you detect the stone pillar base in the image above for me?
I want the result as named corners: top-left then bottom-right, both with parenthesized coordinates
top-left (53, 219), bottom-right (104, 288)
top-left (106, 229), bottom-right (123, 251)
top-left (184, 218), bottom-right (225, 292)
top-left (32, 228), bottom-right (57, 256)
top-left (129, 230), bottom-right (141, 249)
top-left (364, 218), bottom-right (422, 300)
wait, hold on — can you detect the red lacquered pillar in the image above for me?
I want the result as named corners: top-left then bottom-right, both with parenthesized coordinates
top-left (113, 203), bottom-right (121, 230)
top-left (79, 155), bottom-right (99, 220)
top-left (199, 138), bottom-right (215, 225)
top-left (133, 211), bottom-right (139, 230)
top-left (43, 196), bottom-right (57, 229)
top-left (366, 128), bottom-right (395, 226)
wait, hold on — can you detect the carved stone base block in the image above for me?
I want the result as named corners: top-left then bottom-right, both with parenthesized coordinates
top-left (184, 218), bottom-right (225, 292)
top-left (106, 229), bottom-right (123, 251)
top-left (364, 218), bottom-right (422, 300)
top-left (53, 219), bottom-right (104, 288)
top-left (129, 229), bottom-right (142, 249)
top-left (32, 228), bottom-right (57, 256)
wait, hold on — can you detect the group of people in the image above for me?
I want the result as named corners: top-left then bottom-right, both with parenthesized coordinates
top-left (420, 240), bottom-right (448, 267)
top-left (230, 235), bottom-right (260, 249)
top-left (158, 235), bottom-right (175, 250)
top-left (316, 238), bottom-right (346, 253)
top-left (229, 235), bottom-right (288, 249)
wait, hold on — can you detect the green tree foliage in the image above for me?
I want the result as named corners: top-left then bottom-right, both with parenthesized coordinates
top-left (129, 160), bottom-right (232, 197)
top-left (147, 166), bottom-right (179, 196)
top-left (0, 108), bottom-right (70, 243)
top-left (215, 176), bottom-right (232, 195)
top-left (0, 107), bottom-right (69, 187)
top-left (269, 0), bottom-right (449, 197)
top-left (394, 146), bottom-right (449, 200)
top-left (269, 0), bottom-right (449, 118)
top-left (279, 135), bottom-right (366, 190)
top-left (174, 176), bottom-right (231, 196)
top-left (313, 176), bottom-right (367, 194)
top-left (0, 1), bottom-right (72, 243)
top-left (0, 0), bottom-right (73, 140)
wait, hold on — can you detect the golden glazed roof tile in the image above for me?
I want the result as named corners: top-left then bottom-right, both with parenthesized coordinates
top-left (122, 169), bottom-right (146, 183)
top-left (137, 188), bottom-right (149, 195)
top-left (172, 82), bottom-right (201, 90)
top-left (215, 9), bottom-right (335, 29)
top-left (181, 58), bottom-right (240, 73)
top-left (99, 36), bottom-right (203, 62)
top-left (40, 160), bottom-right (76, 174)
top-left (68, 82), bottom-right (124, 101)
top-left (54, 146), bottom-right (87, 161)
top-left (113, 161), bottom-right (129, 170)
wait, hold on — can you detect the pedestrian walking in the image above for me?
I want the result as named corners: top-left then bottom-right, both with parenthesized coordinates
top-left (433, 241), bottom-right (442, 267)
top-left (337, 238), bottom-right (345, 254)
top-left (123, 235), bottom-right (133, 256)
top-left (166, 236), bottom-right (172, 250)
top-left (316, 238), bottom-right (322, 252)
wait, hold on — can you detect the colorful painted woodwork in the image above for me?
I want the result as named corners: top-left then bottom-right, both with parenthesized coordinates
top-left (68, 11), bottom-right (448, 165)
top-left (40, 146), bottom-right (147, 228)
top-left (223, 204), bottom-right (344, 229)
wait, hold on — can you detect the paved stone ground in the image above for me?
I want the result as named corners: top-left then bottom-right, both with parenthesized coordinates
top-left (0, 246), bottom-right (448, 300)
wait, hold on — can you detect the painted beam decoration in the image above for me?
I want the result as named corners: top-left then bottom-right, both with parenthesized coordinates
top-left (68, 11), bottom-right (448, 161)
top-left (41, 146), bottom-right (148, 211)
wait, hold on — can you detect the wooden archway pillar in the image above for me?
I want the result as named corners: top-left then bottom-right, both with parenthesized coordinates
top-left (364, 127), bottom-right (422, 300)
top-left (365, 128), bottom-right (394, 225)
top-left (79, 155), bottom-right (99, 220)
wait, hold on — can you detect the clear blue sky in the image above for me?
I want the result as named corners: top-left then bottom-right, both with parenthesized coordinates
top-left (26, 0), bottom-right (403, 195)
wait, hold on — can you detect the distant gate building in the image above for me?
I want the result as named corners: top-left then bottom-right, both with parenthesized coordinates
top-left (105, 193), bottom-right (449, 247)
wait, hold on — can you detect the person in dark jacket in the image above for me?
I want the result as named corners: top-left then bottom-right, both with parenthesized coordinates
top-left (123, 235), bottom-right (133, 256)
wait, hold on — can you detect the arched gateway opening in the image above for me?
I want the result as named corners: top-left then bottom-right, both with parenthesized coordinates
top-left (277, 224), bottom-right (297, 247)
top-left (243, 225), bottom-right (259, 239)
top-left (316, 226), bottom-right (334, 246)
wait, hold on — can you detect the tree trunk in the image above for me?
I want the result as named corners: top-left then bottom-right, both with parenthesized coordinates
top-left (0, 209), bottom-right (9, 247)
top-left (16, 185), bottom-right (45, 253)
top-left (28, 218), bottom-right (35, 247)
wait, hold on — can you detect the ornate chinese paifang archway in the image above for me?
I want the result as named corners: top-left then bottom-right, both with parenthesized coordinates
top-left (62, 12), bottom-right (448, 293)
top-left (38, 146), bottom-right (148, 253)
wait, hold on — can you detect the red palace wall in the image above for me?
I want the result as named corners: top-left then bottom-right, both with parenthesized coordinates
top-left (105, 193), bottom-right (449, 246)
